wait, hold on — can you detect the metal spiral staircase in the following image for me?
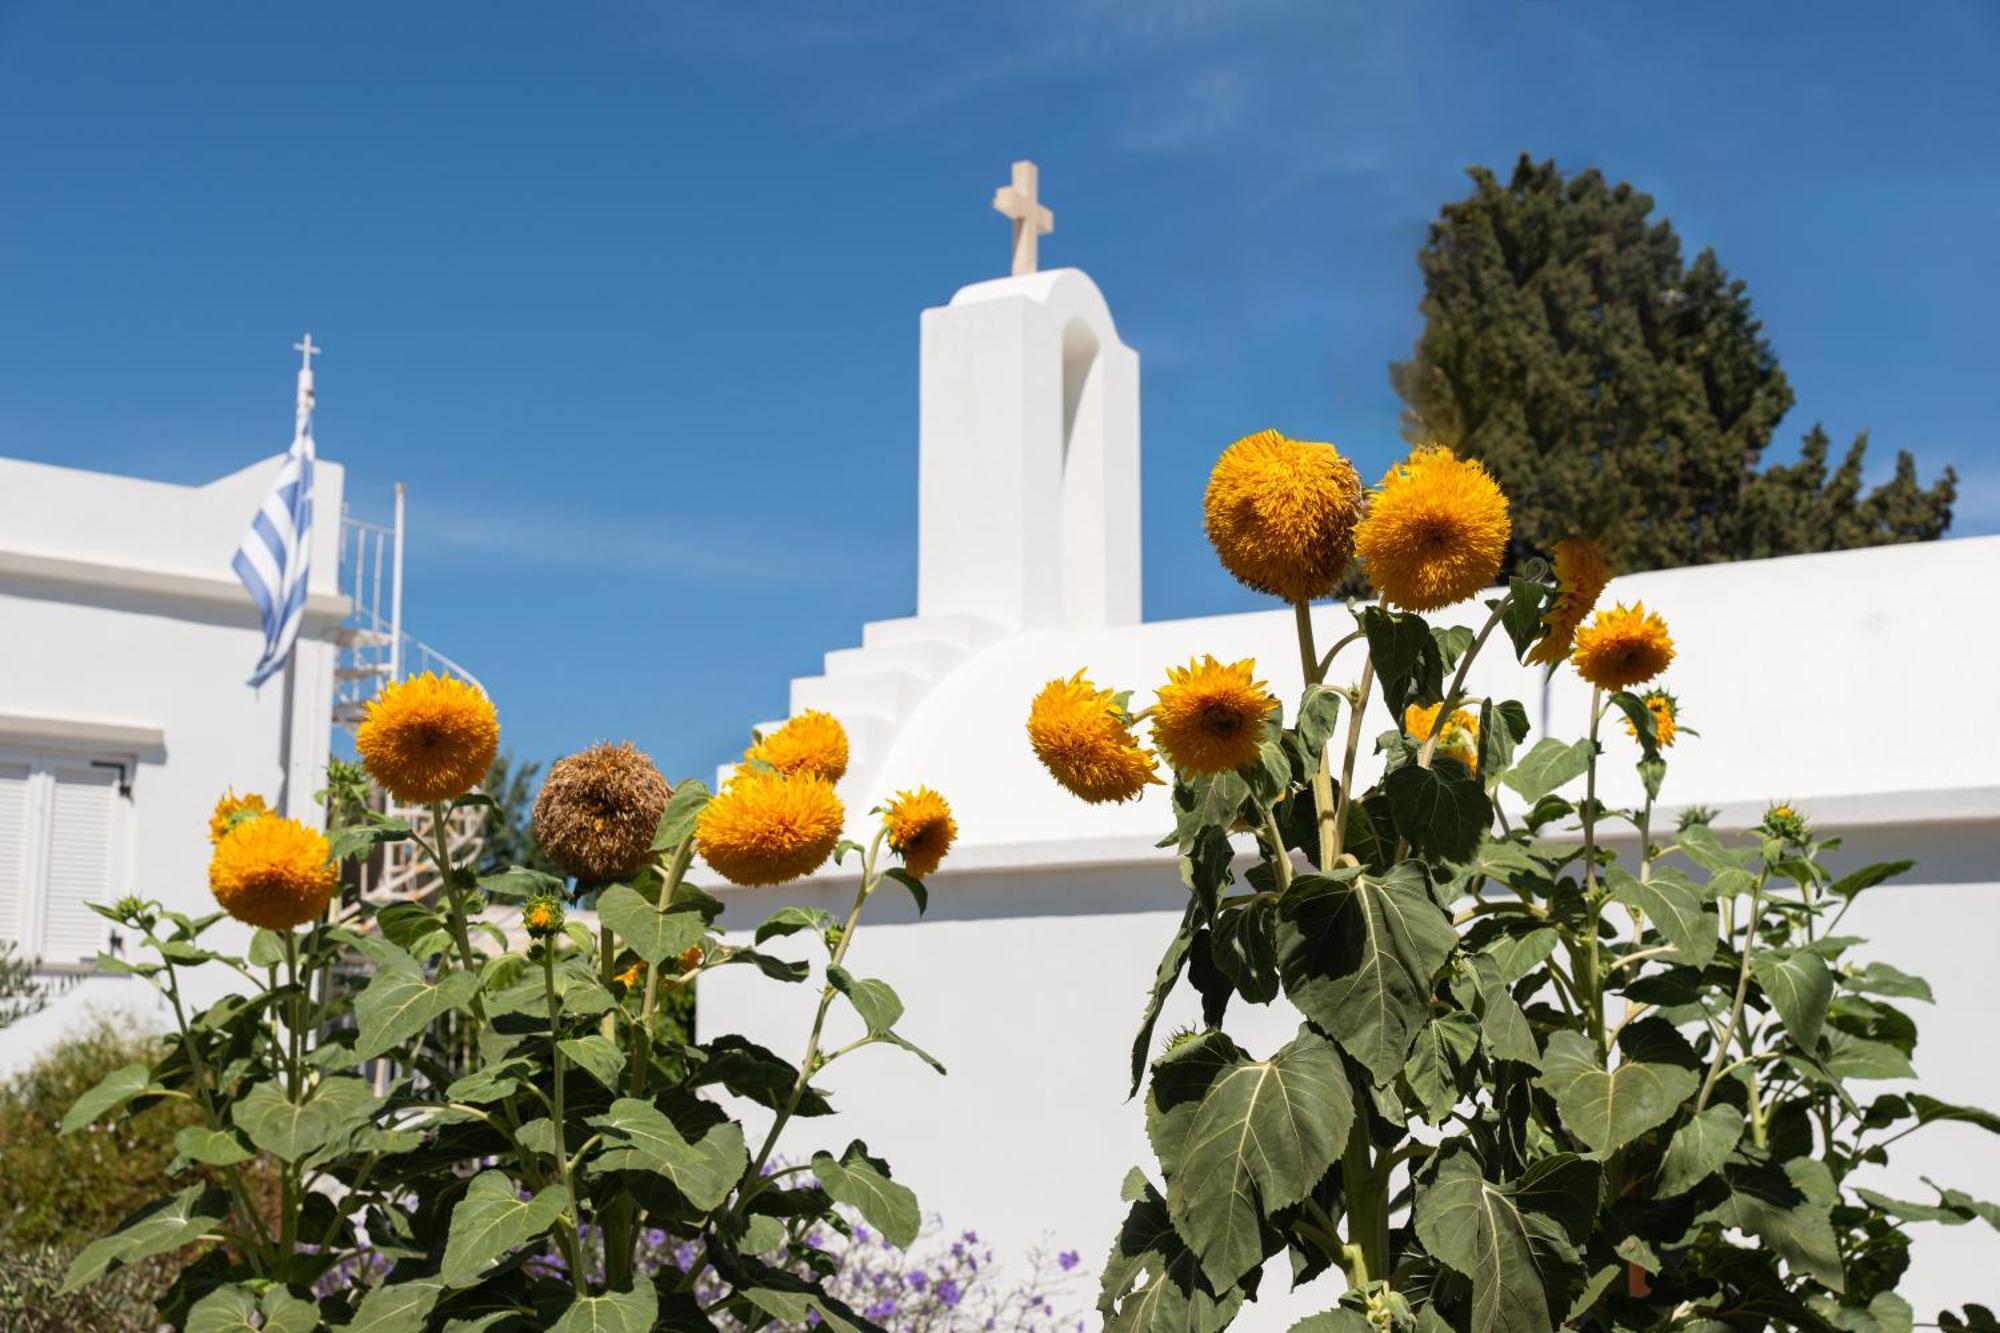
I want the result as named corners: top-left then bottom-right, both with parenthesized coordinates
top-left (336, 497), bottom-right (486, 906)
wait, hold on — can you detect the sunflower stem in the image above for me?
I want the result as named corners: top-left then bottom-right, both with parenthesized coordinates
top-left (1293, 600), bottom-right (1321, 686)
top-left (1293, 601), bottom-right (1345, 871)
top-left (542, 942), bottom-right (588, 1295)
top-left (1330, 658), bottom-right (1374, 863)
top-left (745, 824), bottom-right (890, 1187)
top-left (1696, 869), bottom-right (1767, 1115)
top-left (1577, 690), bottom-right (1608, 1055)
top-left (1414, 593), bottom-right (1511, 772)
top-left (420, 799), bottom-right (590, 1280)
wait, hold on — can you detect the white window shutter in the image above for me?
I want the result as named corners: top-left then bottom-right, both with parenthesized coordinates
top-left (0, 762), bottom-right (29, 948)
top-left (41, 764), bottom-right (118, 964)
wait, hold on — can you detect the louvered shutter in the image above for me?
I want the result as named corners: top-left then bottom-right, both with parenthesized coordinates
top-left (0, 761), bottom-right (29, 947)
top-left (40, 763), bottom-right (118, 964)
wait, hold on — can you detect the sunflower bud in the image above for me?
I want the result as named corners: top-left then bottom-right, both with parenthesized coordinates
top-left (533, 741), bottom-right (673, 885)
top-left (208, 789), bottom-right (270, 846)
top-left (522, 893), bottom-right (565, 938)
top-left (1761, 802), bottom-right (1809, 845)
top-left (111, 895), bottom-right (154, 928)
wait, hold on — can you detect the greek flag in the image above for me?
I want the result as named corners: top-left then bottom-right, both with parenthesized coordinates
top-left (233, 414), bottom-right (316, 687)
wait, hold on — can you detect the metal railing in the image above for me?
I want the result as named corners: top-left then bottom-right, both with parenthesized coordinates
top-left (336, 494), bottom-right (488, 906)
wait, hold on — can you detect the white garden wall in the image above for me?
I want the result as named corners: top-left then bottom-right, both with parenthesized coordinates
top-left (704, 535), bottom-right (2000, 1323)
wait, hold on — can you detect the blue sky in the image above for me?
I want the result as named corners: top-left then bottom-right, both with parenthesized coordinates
top-left (3, 1), bottom-right (1995, 781)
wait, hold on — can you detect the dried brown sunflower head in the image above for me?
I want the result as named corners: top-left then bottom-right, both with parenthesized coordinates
top-left (532, 740), bottom-right (673, 884)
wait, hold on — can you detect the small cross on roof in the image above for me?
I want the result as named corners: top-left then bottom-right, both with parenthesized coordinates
top-left (992, 160), bottom-right (1054, 277)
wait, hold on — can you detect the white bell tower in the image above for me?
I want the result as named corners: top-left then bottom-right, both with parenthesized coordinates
top-left (915, 263), bottom-right (1142, 631)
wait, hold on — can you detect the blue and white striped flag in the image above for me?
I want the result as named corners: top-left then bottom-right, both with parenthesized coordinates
top-left (233, 414), bottom-right (316, 687)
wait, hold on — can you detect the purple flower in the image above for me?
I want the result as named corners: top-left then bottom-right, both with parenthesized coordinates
top-left (1058, 1249), bottom-right (1080, 1272)
top-left (938, 1278), bottom-right (962, 1308)
top-left (906, 1271), bottom-right (928, 1292)
top-left (865, 1299), bottom-right (897, 1320)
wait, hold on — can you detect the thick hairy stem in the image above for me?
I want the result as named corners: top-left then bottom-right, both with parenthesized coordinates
top-left (1292, 601), bottom-right (1348, 871)
top-left (1339, 1110), bottom-right (1389, 1286)
top-left (1331, 660), bottom-right (1375, 861)
top-left (279, 930), bottom-right (306, 1260)
top-left (419, 801), bottom-right (585, 1275)
top-left (544, 945), bottom-right (588, 1295)
top-left (1293, 601), bottom-right (1322, 687)
top-left (607, 836), bottom-right (696, 1287)
top-left (1577, 691), bottom-right (1608, 1054)
top-left (1695, 873), bottom-right (1767, 1115)
top-left (1260, 802), bottom-right (1294, 891)
top-left (1414, 595), bottom-right (1511, 772)
top-left (748, 827), bottom-right (890, 1183)
top-left (164, 969), bottom-right (273, 1271)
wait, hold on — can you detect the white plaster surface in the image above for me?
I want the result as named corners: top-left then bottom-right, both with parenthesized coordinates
top-left (0, 453), bottom-right (345, 1072)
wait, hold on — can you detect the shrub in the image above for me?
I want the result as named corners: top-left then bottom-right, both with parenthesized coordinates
top-left (0, 1243), bottom-right (179, 1332)
top-left (0, 1019), bottom-right (197, 1248)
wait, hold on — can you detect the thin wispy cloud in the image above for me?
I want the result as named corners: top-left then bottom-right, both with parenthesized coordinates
top-left (1117, 66), bottom-right (1252, 155)
top-left (898, 0), bottom-right (1299, 118)
top-left (419, 506), bottom-right (874, 588)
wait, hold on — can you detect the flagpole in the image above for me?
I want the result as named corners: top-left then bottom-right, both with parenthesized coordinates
top-left (277, 336), bottom-right (317, 819)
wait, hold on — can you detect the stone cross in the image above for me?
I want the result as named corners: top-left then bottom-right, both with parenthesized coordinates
top-left (992, 160), bottom-right (1054, 276)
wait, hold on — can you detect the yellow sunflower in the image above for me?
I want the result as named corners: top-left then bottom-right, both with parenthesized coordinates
top-left (1203, 429), bottom-right (1365, 603)
top-left (208, 788), bottom-right (270, 845)
top-left (1626, 688), bottom-right (1679, 749)
top-left (1527, 537), bottom-right (1613, 667)
top-left (1404, 702), bottom-right (1481, 773)
top-left (355, 673), bottom-right (499, 804)
top-left (695, 771), bottom-right (845, 887)
top-left (615, 960), bottom-right (645, 990)
top-left (208, 816), bottom-right (337, 931)
top-left (1150, 657), bottom-right (1278, 776)
top-left (1026, 672), bottom-right (1161, 804)
top-left (1572, 602), bottom-right (1675, 692)
top-left (744, 710), bottom-right (849, 784)
top-left (1352, 445), bottom-right (1511, 611)
top-left (884, 786), bottom-right (956, 880)
top-left (677, 944), bottom-right (704, 975)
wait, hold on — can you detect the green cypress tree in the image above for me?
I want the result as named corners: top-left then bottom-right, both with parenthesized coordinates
top-left (1390, 155), bottom-right (1955, 573)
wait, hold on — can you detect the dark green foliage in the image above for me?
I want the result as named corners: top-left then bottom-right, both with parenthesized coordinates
top-left (1100, 583), bottom-right (1991, 1332)
top-left (59, 772), bottom-right (934, 1331)
top-left (1391, 154), bottom-right (1955, 574)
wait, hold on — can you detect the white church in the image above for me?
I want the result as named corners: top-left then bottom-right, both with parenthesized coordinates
top-left (699, 165), bottom-right (2000, 1319)
top-left (0, 163), bottom-right (1993, 1320)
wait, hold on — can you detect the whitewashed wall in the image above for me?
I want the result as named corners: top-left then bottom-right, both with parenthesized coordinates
top-left (0, 453), bottom-right (346, 1073)
top-left (704, 537), bottom-right (2000, 1323)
